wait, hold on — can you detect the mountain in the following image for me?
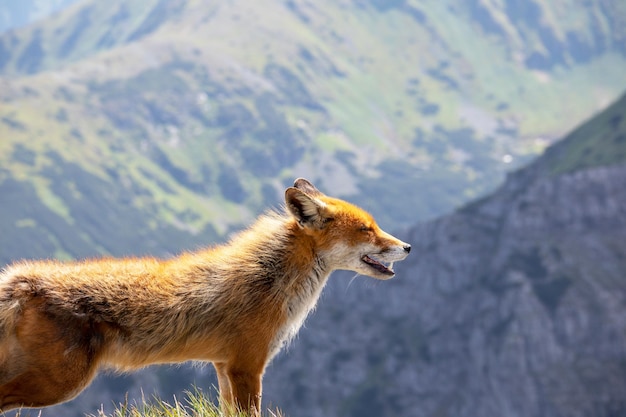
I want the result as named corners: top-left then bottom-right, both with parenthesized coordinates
top-left (1, 0), bottom-right (626, 267)
top-left (264, 92), bottom-right (626, 416)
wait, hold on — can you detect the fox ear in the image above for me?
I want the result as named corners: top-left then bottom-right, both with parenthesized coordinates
top-left (293, 178), bottom-right (324, 197)
top-left (285, 187), bottom-right (328, 228)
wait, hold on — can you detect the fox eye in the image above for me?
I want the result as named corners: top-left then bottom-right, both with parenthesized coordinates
top-left (360, 225), bottom-right (373, 232)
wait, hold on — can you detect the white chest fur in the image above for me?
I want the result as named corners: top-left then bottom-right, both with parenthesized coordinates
top-left (268, 260), bottom-right (330, 359)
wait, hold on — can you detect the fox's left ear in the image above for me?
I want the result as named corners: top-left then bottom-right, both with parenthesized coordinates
top-left (293, 178), bottom-right (324, 197)
top-left (285, 187), bottom-right (330, 228)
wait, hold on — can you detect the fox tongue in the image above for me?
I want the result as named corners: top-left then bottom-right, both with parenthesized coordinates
top-left (362, 255), bottom-right (394, 276)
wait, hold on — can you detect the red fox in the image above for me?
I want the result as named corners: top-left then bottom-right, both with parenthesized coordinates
top-left (0, 178), bottom-right (410, 415)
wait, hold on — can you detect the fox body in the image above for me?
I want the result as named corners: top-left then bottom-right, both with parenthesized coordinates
top-left (0, 178), bottom-right (410, 414)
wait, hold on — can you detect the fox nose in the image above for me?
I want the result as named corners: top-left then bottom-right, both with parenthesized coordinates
top-left (403, 244), bottom-right (411, 253)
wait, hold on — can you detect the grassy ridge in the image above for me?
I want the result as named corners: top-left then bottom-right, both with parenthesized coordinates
top-left (547, 92), bottom-right (626, 175)
top-left (4, 390), bottom-right (283, 417)
top-left (86, 390), bottom-right (283, 417)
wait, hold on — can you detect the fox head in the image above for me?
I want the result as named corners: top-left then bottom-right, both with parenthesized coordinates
top-left (285, 178), bottom-right (411, 280)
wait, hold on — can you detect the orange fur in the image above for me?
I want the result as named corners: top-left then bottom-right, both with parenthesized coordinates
top-left (0, 178), bottom-right (410, 415)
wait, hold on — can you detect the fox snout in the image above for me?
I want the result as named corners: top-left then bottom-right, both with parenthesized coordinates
top-left (380, 231), bottom-right (411, 259)
top-left (380, 240), bottom-right (411, 260)
top-left (390, 241), bottom-right (411, 256)
top-left (360, 233), bottom-right (411, 280)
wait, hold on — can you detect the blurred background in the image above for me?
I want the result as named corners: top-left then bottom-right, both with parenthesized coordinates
top-left (0, 0), bottom-right (625, 416)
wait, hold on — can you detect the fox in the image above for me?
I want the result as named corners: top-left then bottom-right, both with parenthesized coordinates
top-left (0, 178), bottom-right (410, 415)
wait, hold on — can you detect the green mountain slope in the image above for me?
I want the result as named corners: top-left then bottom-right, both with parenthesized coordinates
top-left (545, 91), bottom-right (626, 175)
top-left (1, 0), bottom-right (625, 265)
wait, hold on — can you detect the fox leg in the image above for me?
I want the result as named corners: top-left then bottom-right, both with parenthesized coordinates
top-left (226, 366), bottom-right (263, 416)
top-left (0, 300), bottom-right (101, 410)
top-left (214, 362), bottom-right (233, 409)
top-left (214, 358), bottom-right (264, 416)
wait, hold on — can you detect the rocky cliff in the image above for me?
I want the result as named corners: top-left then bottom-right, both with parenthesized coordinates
top-left (263, 95), bottom-right (626, 416)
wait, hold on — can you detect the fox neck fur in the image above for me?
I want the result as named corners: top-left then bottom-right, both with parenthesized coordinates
top-left (177, 211), bottom-right (333, 361)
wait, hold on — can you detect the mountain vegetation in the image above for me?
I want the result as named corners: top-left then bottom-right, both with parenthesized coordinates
top-left (1, 0), bottom-right (625, 267)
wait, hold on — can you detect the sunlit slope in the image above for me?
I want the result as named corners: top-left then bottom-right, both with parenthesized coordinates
top-left (1, 0), bottom-right (625, 263)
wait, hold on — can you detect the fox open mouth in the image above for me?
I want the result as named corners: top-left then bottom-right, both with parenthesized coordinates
top-left (362, 255), bottom-right (395, 276)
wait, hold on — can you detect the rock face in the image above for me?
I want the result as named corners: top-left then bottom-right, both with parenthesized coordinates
top-left (264, 100), bottom-right (626, 416)
top-left (397, 165), bottom-right (626, 417)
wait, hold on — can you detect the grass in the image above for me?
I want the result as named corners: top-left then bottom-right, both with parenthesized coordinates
top-left (1, 391), bottom-right (268, 417)
top-left (86, 389), bottom-right (284, 417)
